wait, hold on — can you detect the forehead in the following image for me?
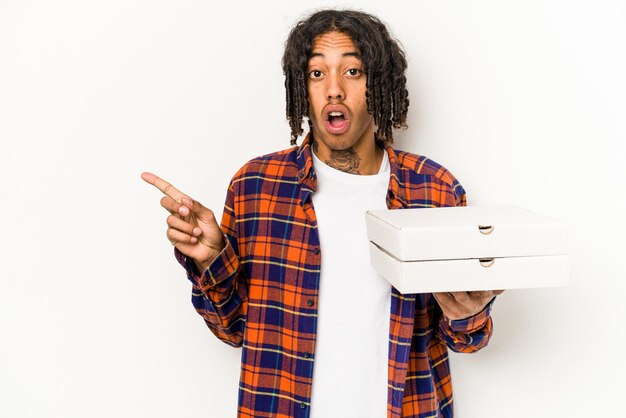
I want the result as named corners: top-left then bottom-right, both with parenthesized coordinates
top-left (309, 31), bottom-right (359, 57)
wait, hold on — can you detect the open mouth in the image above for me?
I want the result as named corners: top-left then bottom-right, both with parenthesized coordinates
top-left (324, 109), bottom-right (350, 134)
top-left (328, 111), bottom-right (346, 127)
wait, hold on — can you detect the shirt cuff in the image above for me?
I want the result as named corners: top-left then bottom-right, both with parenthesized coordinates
top-left (174, 233), bottom-right (240, 293)
top-left (445, 296), bottom-right (496, 333)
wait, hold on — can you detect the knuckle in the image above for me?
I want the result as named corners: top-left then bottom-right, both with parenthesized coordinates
top-left (471, 291), bottom-right (484, 301)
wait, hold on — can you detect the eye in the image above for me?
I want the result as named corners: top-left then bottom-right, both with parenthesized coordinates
top-left (309, 70), bottom-right (323, 79)
top-left (346, 68), bottom-right (362, 77)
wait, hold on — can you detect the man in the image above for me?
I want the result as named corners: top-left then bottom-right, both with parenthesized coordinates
top-left (142, 9), bottom-right (502, 418)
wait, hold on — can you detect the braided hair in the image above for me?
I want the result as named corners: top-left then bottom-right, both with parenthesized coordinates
top-left (282, 10), bottom-right (409, 146)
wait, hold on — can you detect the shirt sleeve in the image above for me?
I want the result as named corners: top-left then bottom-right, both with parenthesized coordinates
top-left (174, 179), bottom-right (247, 348)
top-left (436, 297), bottom-right (495, 353)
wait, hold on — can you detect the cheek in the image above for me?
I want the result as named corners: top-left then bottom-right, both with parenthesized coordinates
top-left (352, 84), bottom-right (368, 109)
top-left (306, 90), bottom-right (323, 117)
top-left (307, 85), bottom-right (322, 101)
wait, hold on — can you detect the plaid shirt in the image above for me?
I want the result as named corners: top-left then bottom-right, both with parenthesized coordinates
top-left (176, 133), bottom-right (494, 418)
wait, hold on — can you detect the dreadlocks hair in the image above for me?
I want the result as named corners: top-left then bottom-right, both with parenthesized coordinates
top-left (282, 9), bottom-right (409, 146)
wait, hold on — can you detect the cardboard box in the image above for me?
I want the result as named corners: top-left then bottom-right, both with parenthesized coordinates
top-left (366, 206), bottom-right (569, 293)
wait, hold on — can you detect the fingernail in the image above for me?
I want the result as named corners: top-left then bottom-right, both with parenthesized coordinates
top-left (193, 227), bottom-right (202, 236)
top-left (190, 236), bottom-right (197, 244)
top-left (182, 197), bottom-right (193, 206)
top-left (179, 206), bottom-right (189, 215)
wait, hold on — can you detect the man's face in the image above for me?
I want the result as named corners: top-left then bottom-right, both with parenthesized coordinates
top-left (306, 31), bottom-right (374, 153)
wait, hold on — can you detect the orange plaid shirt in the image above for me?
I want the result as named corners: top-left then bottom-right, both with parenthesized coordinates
top-left (176, 133), bottom-right (494, 418)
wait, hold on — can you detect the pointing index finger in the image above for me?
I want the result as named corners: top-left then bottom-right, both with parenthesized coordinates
top-left (141, 171), bottom-right (185, 202)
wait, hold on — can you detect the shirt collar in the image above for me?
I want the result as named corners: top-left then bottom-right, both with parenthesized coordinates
top-left (296, 132), bottom-right (316, 186)
top-left (384, 142), bottom-right (407, 209)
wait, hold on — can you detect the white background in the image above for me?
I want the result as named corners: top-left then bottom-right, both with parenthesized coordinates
top-left (1, 1), bottom-right (625, 417)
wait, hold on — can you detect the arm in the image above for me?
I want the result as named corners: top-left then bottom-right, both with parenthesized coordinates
top-left (142, 172), bottom-right (247, 347)
top-left (433, 176), bottom-right (501, 353)
top-left (175, 180), bottom-right (247, 347)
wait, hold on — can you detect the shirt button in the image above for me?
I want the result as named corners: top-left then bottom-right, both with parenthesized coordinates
top-left (303, 352), bottom-right (310, 358)
top-left (313, 248), bottom-right (320, 255)
top-left (300, 403), bottom-right (307, 409)
top-left (298, 172), bottom-right (304, 178)
top-left (203, 280), bottom-right (209, 286)
top-left (307, 299), bottom-right (314, 306)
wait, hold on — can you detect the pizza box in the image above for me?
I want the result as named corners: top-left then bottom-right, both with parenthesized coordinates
top-left (365, 205), bottom-right (569, 293)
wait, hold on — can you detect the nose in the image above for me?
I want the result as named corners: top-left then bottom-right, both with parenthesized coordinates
top-left (325, 71), bottom-right (345, 101)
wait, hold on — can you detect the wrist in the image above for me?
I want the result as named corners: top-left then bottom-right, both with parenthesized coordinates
top-left (193, 238), bottom-right (226, 273)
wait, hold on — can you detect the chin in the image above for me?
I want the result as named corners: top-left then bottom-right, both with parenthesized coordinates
top-left (324, 139), bottom-right (355, 152)
top-left (314, 132), bottom-right (352, 149)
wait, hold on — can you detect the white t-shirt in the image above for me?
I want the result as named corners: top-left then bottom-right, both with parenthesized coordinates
top-left (309, 149), bottom-right (391, 418)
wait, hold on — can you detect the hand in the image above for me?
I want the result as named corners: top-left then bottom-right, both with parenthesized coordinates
top-left (141, 172), bottom-right (225, 271)
top-left (433, 290), bottom-right (504, 321)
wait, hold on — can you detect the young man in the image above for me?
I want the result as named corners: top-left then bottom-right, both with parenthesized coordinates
top-left (142, 10), bottom-right (502, 418)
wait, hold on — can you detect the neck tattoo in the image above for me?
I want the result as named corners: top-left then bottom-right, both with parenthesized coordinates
top-left (312, 138), bottom-right (362, 175)
top-left (326, 148), bottom-right (361, 174)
